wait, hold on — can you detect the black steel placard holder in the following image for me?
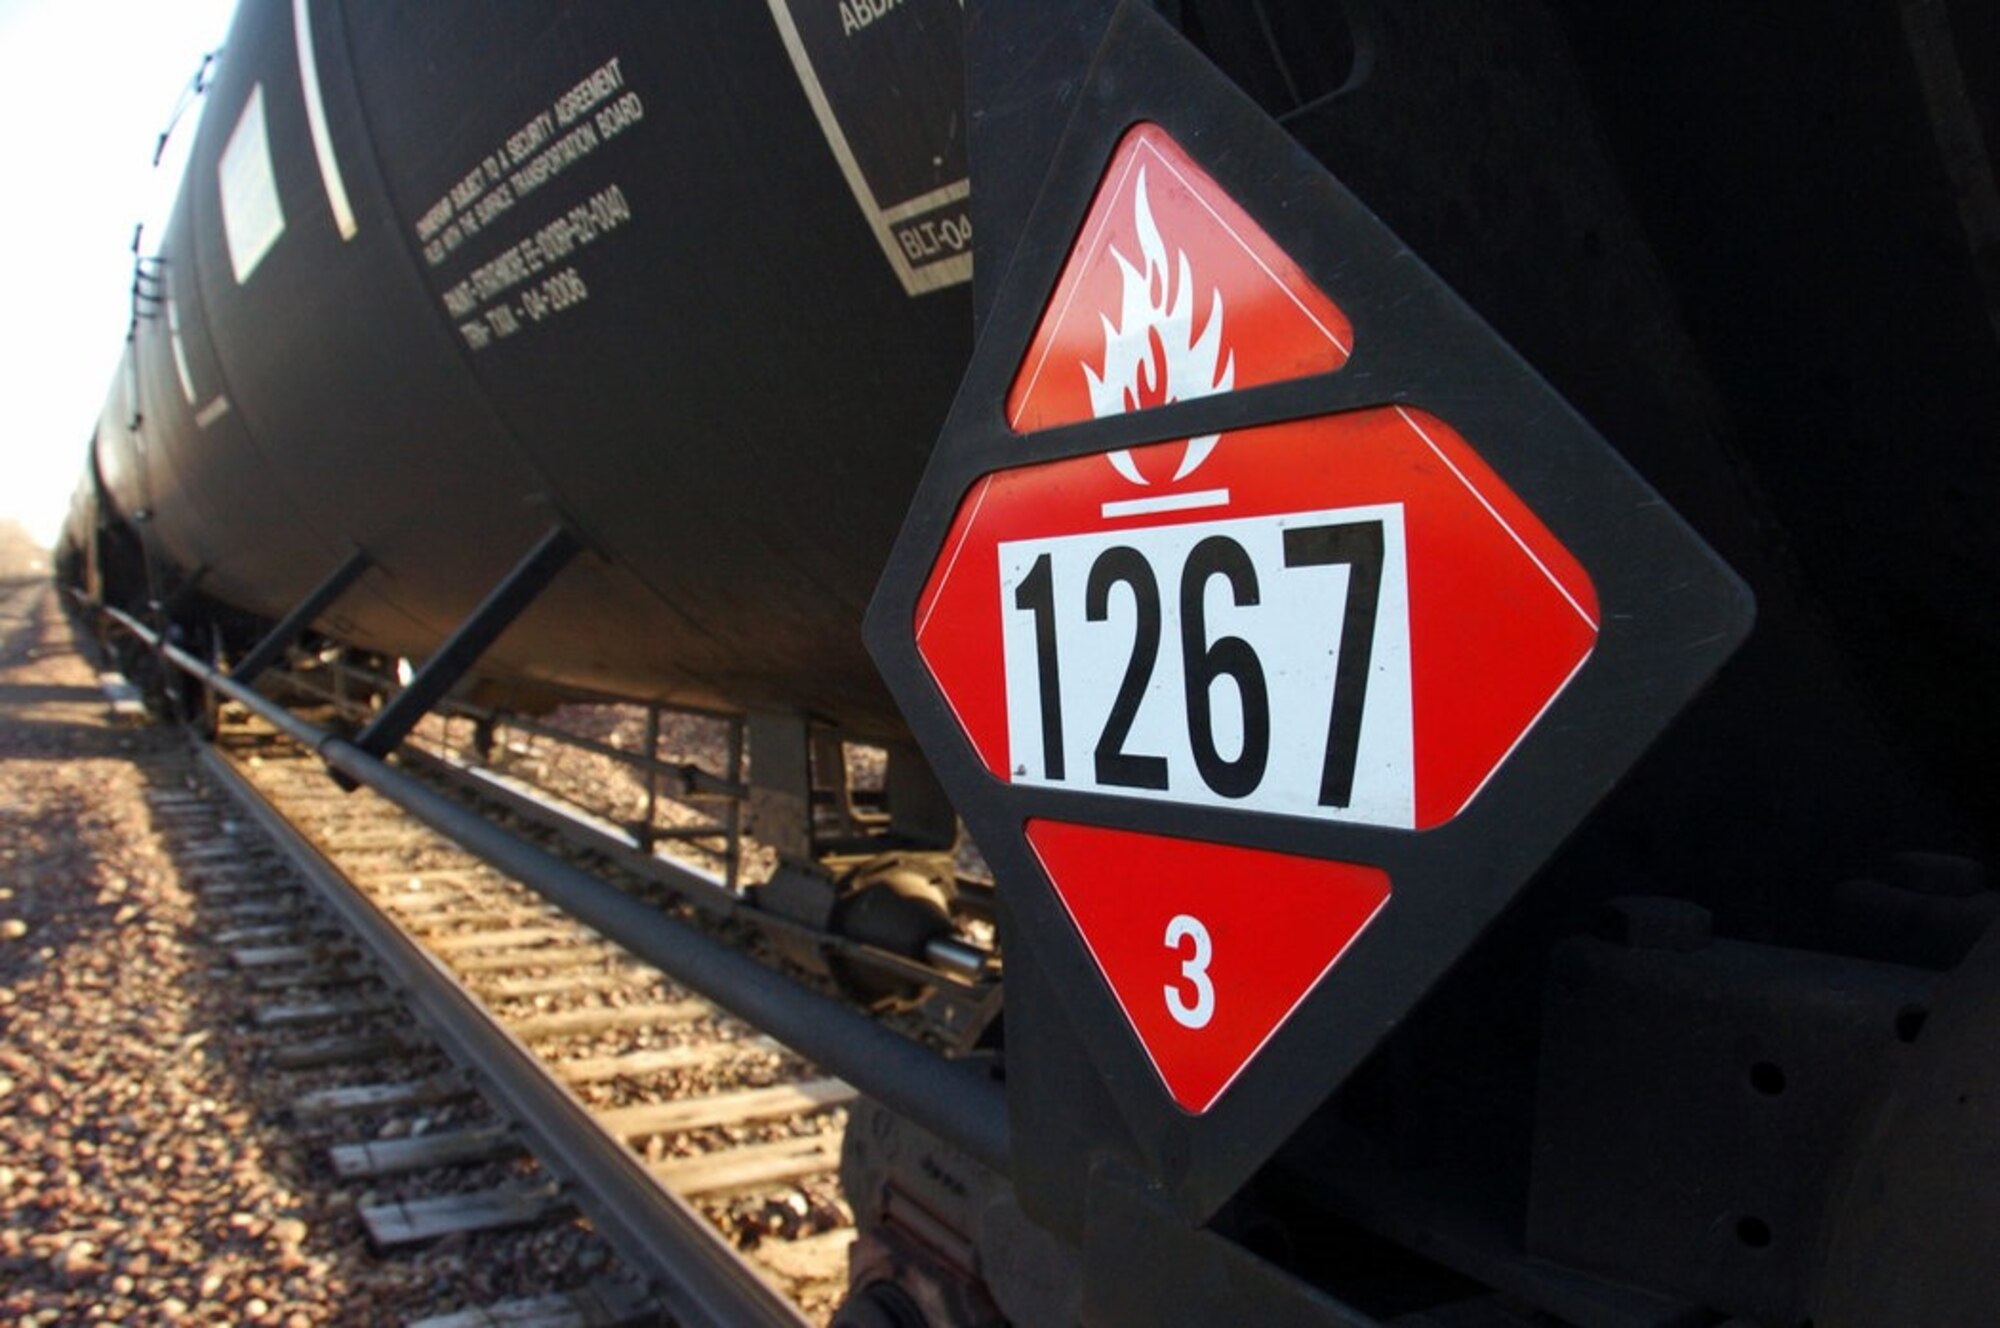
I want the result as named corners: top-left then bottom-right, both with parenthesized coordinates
top-left (866, 5), bottom-right (1751, 1318)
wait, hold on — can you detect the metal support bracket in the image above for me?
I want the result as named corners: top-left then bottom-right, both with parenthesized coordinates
top-left (352, 527), bottom-right (579, 760)
top-left (746, 712), bottom-right (815, 863)
top-left (230, 547), bottom-right (372, 685)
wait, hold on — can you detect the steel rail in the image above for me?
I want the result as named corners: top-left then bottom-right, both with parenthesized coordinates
top-left (197, 742), bottom-right (803, 1328)
top-left (102, 605), bottom-right (1012, 1177)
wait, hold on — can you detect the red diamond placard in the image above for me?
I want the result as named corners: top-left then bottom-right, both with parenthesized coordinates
top-left (915, 407), bottom-right (1600, 831)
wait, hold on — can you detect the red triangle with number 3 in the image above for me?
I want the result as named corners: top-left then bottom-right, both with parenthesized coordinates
top-left (1026, 819), bottom-right (1391, 1114)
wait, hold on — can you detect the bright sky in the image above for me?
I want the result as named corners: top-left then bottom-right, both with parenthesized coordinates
top-left (0, 0), bottom-right (239, 545)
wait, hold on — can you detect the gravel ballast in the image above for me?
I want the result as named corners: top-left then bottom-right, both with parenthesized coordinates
top-left (0, 589), bottom-right (611, 1325)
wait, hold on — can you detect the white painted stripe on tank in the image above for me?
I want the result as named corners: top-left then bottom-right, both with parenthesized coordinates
top-left (167, 296), bottom-right (198, 405)
top-left (195, 396), bottom-right (233, 429)
top-left (171, 333), bottom-right (198, 405)
top-left (294, 0), bottom-right (358, 240)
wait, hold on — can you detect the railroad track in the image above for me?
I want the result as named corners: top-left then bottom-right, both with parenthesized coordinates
top-left (0, 577), bottom-right (46, 656)
top-left (176, 712), bottom-right (866, 1325)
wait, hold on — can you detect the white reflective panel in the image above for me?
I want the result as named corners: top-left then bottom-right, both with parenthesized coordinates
top-left (219, 83), bottom-right (286, 284)
top-left (999, 502), bottom-right (1416, 828)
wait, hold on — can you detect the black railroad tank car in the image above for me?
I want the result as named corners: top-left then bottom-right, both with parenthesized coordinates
top-left (94, 0), bottom-right (972, 735)
top-left (74, 1), bottom-right (2000, 1324)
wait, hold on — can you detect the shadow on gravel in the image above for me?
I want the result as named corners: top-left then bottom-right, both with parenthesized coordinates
top-left (0, 608), bottom-right (46, 664)
top-left (0, 684), bottom-right (105, 705)
top-left (0, 657), bottom-right (169, 767)
top-left (0, 701), bottom-right (356, 1319)
top-left (0, 718), bottom-right (171, 762)
top-left (0, 785), bottom-right (127, 998)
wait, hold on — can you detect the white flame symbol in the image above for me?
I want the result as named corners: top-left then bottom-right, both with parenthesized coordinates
top-left (1083, 166), bottom-right (1236, 486)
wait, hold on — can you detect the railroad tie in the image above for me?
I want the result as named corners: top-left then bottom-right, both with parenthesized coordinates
top-left (291, 1075), bottom-right (468, 1119)
top-left (450, 945), bottom-right (621, 975)
top-left (329, 1123), bottom-right (520, 1179)
top-left (218, 898), bottom-right (305, 925)
top-left (271, 1027), bottom-right (427, 1070)
top-left (198, 880), bottom-right (297, 904)
top-left (426, 926), bottom-right (579, 955)
top-left (254, 992), bottom-right (399, 1028)
top-left (401, 908), bottom-right (555, 935)
top-left (376, 890), bottom-right (515, 918)
top-left (178, 841), bottom-right (268, 865)
top-left (230, 942), bottom-right (354, 969)
top-left (315, 829), bottom-right (442, 852)
top-left (215, 922), bottom-right (333, 947)
top-left (508, 1001), bottom-right (714, 1043)
top-left (550, 1038), bottom-right (781, 1086)
top-left (350, 866), bottom-right (490, 889)
top-left (403, 1279), bottom-right (657, 1328)
top-left (245, 963), bottom-right (367, 993)
top-left (472, 968), bottom-right (656, 1001)
top-left (98, 674), bottom-right (147, 721)
top-left (597, 1078), bottom-right (856, 1141)
top-left (651, 1133), bottom-right (843, 1197)
top-left (360, 1180), bottom-right (568, 1248)
top-left (141, 790), bottom-right (210, 808)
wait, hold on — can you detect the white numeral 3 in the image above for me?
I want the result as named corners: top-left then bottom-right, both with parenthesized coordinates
top-left (1164, 913), bottom-right (1215, 1029)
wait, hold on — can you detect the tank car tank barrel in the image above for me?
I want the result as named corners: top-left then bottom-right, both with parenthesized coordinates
top-left (105, 606), bottom-right (1011, 1174)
